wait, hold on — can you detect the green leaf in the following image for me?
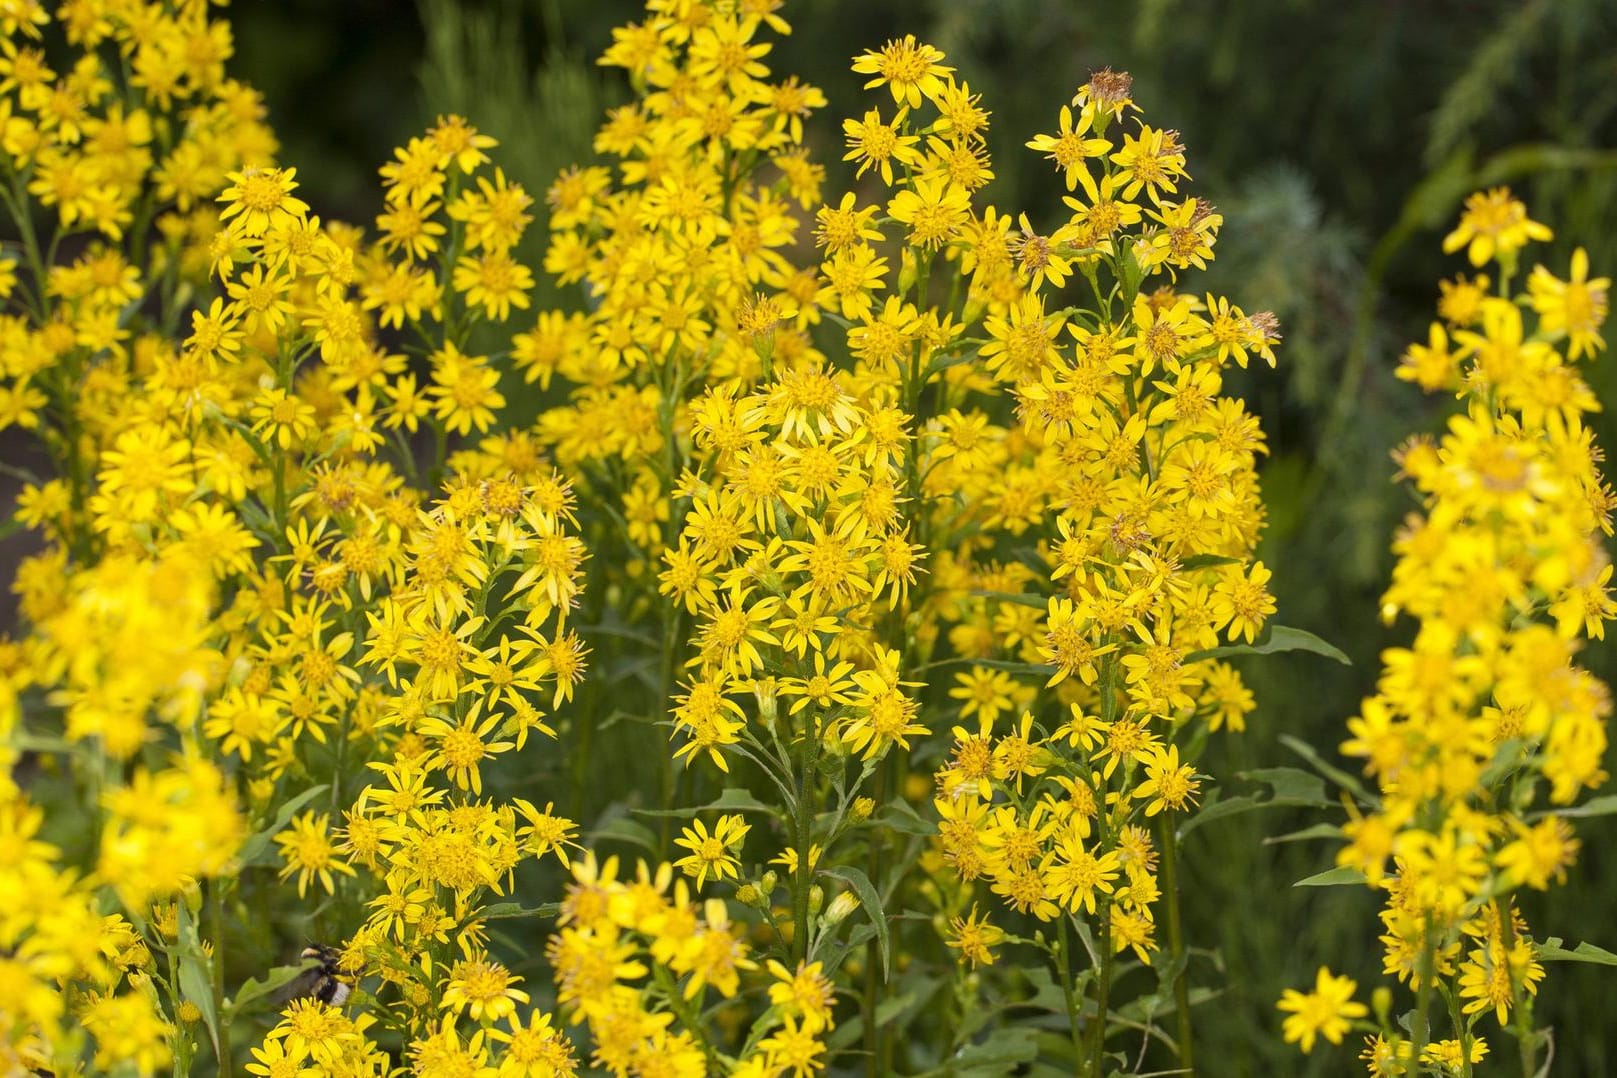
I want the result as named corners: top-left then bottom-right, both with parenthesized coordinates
top-left (704, 787), bottom-right (773, 813)
top-left (924, 344), bottom-right (981, 378)
top-left (1115, 244), bottom-right (1143, 304)
top-left (1237, 767), bottom-right (1332, 807)
top-left (1176, 794), bottom-right (1264, 836)
top-left (968, 590), bottom-right (1047, 610)
top-left (176, 904), bottom-right (220, 1063)
top-left (875, 990), bottom-right (919, 1027)
top-left (1187, 624), bottom-right (1350, 665)
top-left (1538, 937), bottom-right (1617, 966)
top-left (225, 962), bottom-right (309, 1021)
top-left (635, 786), bottom-right (774, 818)
top-left (589, 814), bottom-right (660, 855)
top-left (1538, 794), bottom-right (1617, 820)
top-left (238, 784), bottom-right (331, 868)
top-left (950, 1028), bottom-right (1042, 1073)
top-left (480, 901), bottom-right (560, 920)
top-left (826, 866), bottom-right (889, 981)
top-left (1264, 823), bottom-right (1344, 845)
top-left (1280, 733), bottom-right (1376, 806)
top-left (875, 799), bottom-right (935, 837)
top-left (1178, 768), bottom-right (1333, 837)
top-left (1294, 866), bottom-right (1366, 888)
top-left (919, 657), bottom-right (1059, 678)
top-left (1179, 553), bottom-right (1242, 570)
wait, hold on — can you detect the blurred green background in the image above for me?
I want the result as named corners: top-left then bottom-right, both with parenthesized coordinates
top-left (231, 0), bottom-right (1617, 1070)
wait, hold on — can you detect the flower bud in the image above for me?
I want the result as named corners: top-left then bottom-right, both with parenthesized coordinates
top-left (851, 796), bottom-right (875, 822)
top-left (824, 890), bottom-right (861, 927)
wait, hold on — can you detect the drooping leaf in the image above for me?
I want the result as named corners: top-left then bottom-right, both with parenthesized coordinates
top-left (1538, 937), bottom-right (1617, 966)
top-left (635, 787), bottom-right (773, 817)
top-left (826, 865), bottom-right (889, 980)
top-left (1187, 624), bottom-right (1350, 665)
top-left (225, 961), bottom-right (309, 1021)
top-left (1536, 794), bottom-right (1617, 820)
top-left (1294, 866), bottom-right (1366, 887)
top-left (1178, 767), bottom-right (1333, 837)
top-left (1264, 823), bottom-right (1344, 845)
top-left (238, 784), bottom-right (331, 868)
top-left (1280, 733), bottom-right (1377, 805)
top-left (481, 901), bottom-right (561, 920)
top-left (1179, 553), bottom-right (1242, 570)
top-left (176, 903), bottom-right (220, 1063)
top-left (968, 589), bottom-right (1047, 610)
top-left (875, 798), bottom-right (936, 837)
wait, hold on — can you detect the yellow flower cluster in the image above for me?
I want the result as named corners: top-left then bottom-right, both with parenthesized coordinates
top-left (0, 0), bottom-right (275, 444)
top-left (0, 0), bottom-right (591, 1070)
top-left (911, 62), bottom-right (1276, 1042)
top-left (546, 854), bottom-right (834, 1076)
top-left (526, 11), bottom-right (930, 1059)
top-left (1283, 190), bottom-right (1612, 1069)
top-left (24, 0), bottom-right (1588, 1073)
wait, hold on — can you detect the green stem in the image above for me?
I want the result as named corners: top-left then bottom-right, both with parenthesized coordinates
top-left (790, 711), bottom-right (814, 964)
top-left (1158, 814), bottom-right (1193, 1072)
top-left (3, 172), bottom-right (49, 322)
top-left (1090, 895), bottom-right (1113, 1078)
top-left (1056, 915), bottom-right (1084, 1057)
top-left (654, 963), bottom-right (718, 1068)
top-left (863, 764), bottom-right (888, 1078)
top-left (208, 879), bottom-right (230, 1070)
top-left (1446, 983), bottom-right (1472, 1078)
top-left (1498, 899), bottom-right (1538, 1076)
top-left (1411, 924), bottom-right (1435, 1073)
top-left (657, 604), bottom-right (680, 855)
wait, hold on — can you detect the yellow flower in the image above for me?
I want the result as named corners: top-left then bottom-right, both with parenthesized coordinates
top-left (453, 250), bottom-right (535, 322)
top-left (217, 166), bottom-right (310, 237)
top-left (1025, 104), bottom-right (1110, 191)
top-left (886, 173), bottom-right (971, 250)
top-left (674, 813), bottom-right (751, 888)
top-left (1527, 246), bottom-right (1608, 361)
top-left (441, 952), bottom-right (530, 1024)
top-left (1442, 186), bottom-right (1552, 267)
top-left (1131, 744), bottom-right (1201, 815)
top-left (489, 1010), bottom-right (578, 1078)
top-left (842, 105), bottom-right (921, 186)
top-left (275, 810), bottom-right (357, 898)
top-left (945, 905), bottom-right (1005, 967)
top-left (1277, 966), bottom-right (1368, 1053)
top-left (851, 35), bottom-right (952, 109)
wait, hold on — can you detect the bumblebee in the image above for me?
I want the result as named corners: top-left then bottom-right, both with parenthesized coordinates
top-left (291, 943), bottom-right (354, 1006)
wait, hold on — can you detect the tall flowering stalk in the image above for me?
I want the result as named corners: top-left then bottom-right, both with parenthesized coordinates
top-left (912, 69), bottom-right (1288, 1074)
top-left (1279, 190), bottom-right (1613, 1075)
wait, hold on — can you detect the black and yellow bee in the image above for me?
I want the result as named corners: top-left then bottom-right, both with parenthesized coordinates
top-left (289, 943), bottom-right (354, 1006)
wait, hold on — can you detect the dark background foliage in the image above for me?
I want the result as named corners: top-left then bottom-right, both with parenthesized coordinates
top-left (228, 0), bottom-right (1617, 1071)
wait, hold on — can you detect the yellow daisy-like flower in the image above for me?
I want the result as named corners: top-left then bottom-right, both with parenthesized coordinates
top-left (1442, 186), bottom-right (1552, 267)
top-left (1526, 246), bottom-right (1608, 361)
top-left (441, 952), bottom-right (530, 1024)
top-left (217, 166), bottom-right (310, 238)
top-left (674, 813), bottom-right (751, 888)
top-left (275, 811), bottom-right (358, 898)
top-left (1277, 967), bottom-right (1369, 1053)
top-left (851, 35), bottom-right (953, 109)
